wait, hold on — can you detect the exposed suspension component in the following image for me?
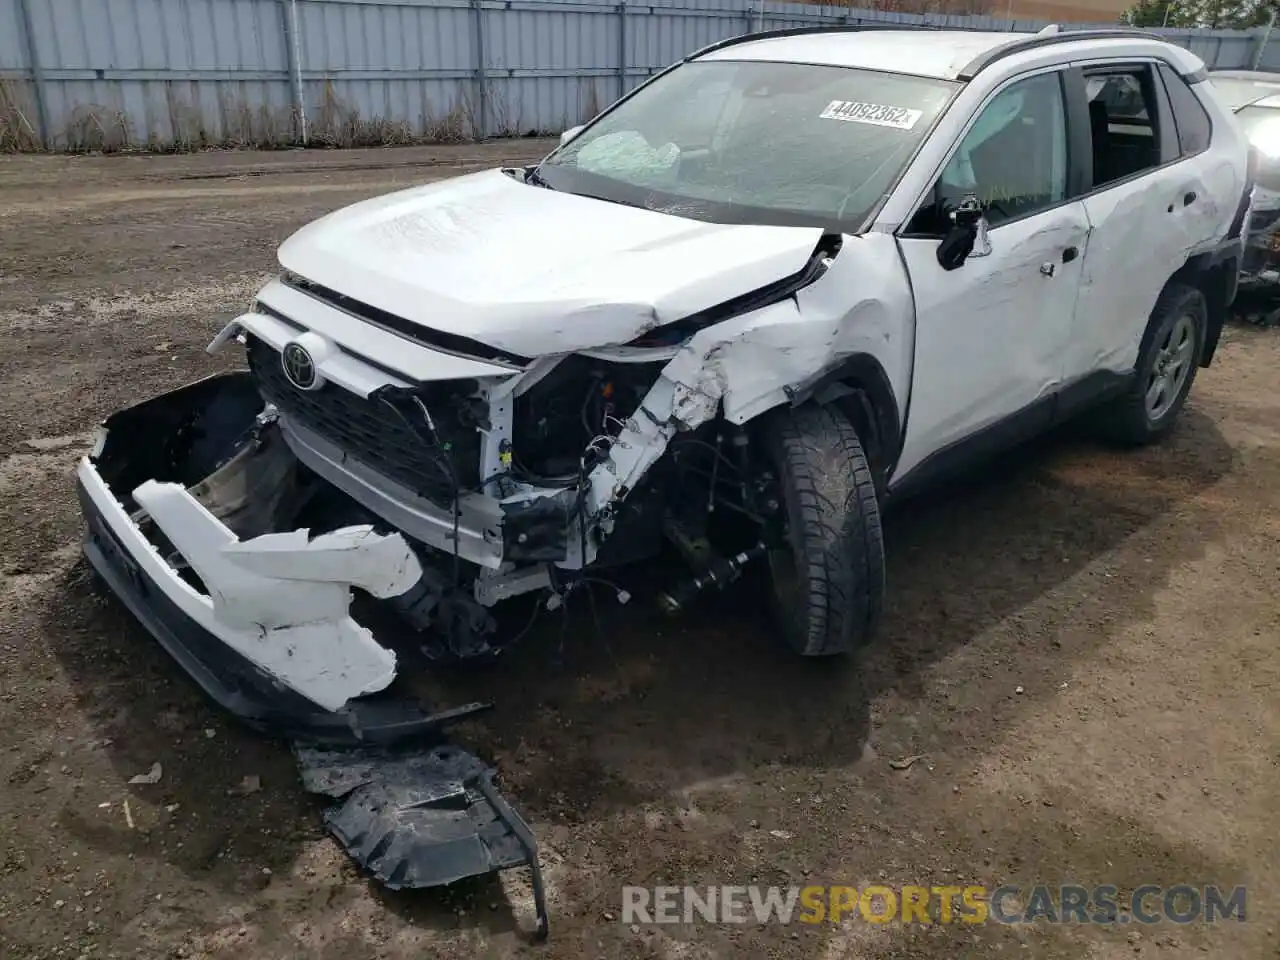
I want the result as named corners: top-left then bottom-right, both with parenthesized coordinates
top-left (657, 542), bottom-right (767, 614)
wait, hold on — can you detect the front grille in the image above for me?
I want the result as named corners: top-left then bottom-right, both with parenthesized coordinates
top-left (246, 336), bottom-right (481, 507)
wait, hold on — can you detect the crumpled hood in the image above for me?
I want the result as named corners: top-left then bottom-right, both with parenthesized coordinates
top-left (277, 168), bottom-right (825, 357)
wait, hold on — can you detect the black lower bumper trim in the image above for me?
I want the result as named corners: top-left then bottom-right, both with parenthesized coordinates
top-left (77, 475), bottom-right (489, 746)
top-left (295, 743), bottom-right (549, 940)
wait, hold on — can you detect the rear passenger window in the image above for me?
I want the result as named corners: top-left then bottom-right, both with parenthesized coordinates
top-left (1084, 67), bottom-right (1163, 187)
top-left (1159, 64), bottom-right (1212, 155)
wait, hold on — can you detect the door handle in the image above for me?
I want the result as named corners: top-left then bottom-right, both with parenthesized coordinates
top-left (1062, 246), bottom-right (1079, 263)
top-left (1183, 191), bottom-right (1197, 206)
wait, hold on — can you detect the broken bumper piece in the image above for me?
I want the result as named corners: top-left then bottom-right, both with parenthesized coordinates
top-left (80, 475), bottom-right (486, 743)
top-left (75, 372), bottom-right (481, 743)
top-left (296, 743), bottom-right (548, 938)
top-left (76, 374), bottom-right (548, 937)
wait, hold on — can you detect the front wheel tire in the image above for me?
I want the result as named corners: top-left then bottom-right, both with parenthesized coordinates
top-left (760, 405), bottom-right (885, 656)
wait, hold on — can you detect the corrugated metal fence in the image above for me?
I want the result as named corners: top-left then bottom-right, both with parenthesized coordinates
top-left (1, 0), bottom-right (1277, 152)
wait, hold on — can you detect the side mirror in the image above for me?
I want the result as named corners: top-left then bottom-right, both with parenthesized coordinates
top-left (936, 194), bottom-right (991, 271)
top-left (559, 124), bottom-right (584, 148)
top-left (937, 222), bottom-right (976, 271)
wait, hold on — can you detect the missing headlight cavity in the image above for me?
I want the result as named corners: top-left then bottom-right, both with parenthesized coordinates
top-left (501, 488), bottom-right (577, 562)
top-left (511, 354), bottom-right (664, 482)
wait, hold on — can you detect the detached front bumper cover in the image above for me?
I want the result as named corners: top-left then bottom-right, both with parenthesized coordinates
top-left (76, 372), bottom-right (549, 938)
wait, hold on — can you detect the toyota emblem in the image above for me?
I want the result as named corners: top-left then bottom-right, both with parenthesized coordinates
top-left (281, 342), bottom-right (318, 390)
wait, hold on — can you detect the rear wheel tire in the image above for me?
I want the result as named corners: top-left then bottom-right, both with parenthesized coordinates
top-left (1097, 283), bottom-right (1206, 446)
top-left (760, 405), bottom-right (885, 656)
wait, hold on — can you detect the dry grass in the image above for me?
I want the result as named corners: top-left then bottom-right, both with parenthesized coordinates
top-left (214, 90), bottom-right (294, 150)
top-left (5, 79), bottom-right (557, 155)
top-left (581, 80), bottom-right (603, 126)
top-left (62, 104), bottom-right (132, 153)
top-left (307, 80), bottom-right (415, 147)
top-left (423, 101), bottom-right (473, 143)
top-left (0, 79), bottom-right (42, 152)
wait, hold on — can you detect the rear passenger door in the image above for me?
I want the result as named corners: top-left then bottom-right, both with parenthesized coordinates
top-left (1064, 60), bottom-right (1226, 381)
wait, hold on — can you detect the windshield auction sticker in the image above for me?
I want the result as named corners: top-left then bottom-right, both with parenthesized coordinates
top-left (819, 100), bottom-right (923, 130)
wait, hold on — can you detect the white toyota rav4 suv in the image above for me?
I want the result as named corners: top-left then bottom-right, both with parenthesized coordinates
top-left (78, 27), bottom-right (1250, 739)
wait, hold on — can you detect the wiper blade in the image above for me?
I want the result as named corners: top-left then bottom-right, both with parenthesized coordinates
top-left (522, 167), bottom-right (639, 210)
top-left (525, 166), bottom-right (555, 190)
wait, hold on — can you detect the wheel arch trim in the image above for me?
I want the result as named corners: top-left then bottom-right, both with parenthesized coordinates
top-left (781, 353), bottom-right (904, 486)
top-left (1165, 239), bottom-right (1239, 368)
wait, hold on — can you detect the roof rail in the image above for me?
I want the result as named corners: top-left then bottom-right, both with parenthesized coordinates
top-left (684, 23), bottom-right (942, 63)
top-left (955, 27), bottom-right (1189, 80)
top-left (684, 24), bottom-right (1206, 83)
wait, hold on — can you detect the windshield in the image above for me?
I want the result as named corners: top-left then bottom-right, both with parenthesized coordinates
top-left (536, 60), bottom-right (959, 230)
top-left (1236, 103), bottom-right (1280, 155)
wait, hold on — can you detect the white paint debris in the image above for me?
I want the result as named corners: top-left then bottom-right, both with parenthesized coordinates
top-left (228, 775), bottom-right (262, 796)
top-left (21, 433), bottom-right (94, 452)
top-left (128, 763), bottom-right (162, 785)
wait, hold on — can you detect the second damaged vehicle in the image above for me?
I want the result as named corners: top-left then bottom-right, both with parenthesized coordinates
top-left (81, 29), bottom-right (1247, 772)
top-left (1207, 69), bottom-right (1280, 307)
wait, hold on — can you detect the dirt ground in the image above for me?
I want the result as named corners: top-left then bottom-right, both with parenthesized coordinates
top-left (0, 143), bottom-right (1277, 960)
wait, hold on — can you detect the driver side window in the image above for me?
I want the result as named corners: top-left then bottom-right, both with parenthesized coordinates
top-left (907, 72), bottom-right (1068, 235)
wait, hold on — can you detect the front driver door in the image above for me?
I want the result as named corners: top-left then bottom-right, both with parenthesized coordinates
top-left (893, 68), bottom-right (1091, 483)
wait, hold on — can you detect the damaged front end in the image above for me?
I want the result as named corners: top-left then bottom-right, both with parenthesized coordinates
top-left (76, 371), bottom-right (549, 937)
top-left (73, 311), bottom-right (763, 942)
top-left (76, 222), bottom-right (893, 936)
